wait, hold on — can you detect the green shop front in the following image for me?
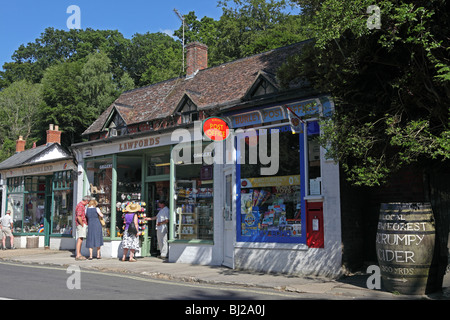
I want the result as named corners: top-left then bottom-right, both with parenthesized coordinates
top-left (0, 160), bottom-right (77, 249)
top-left (73, 128), bottom-right (221, 263)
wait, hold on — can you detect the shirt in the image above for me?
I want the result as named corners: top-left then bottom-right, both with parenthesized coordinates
top-left (1, 214), bottom-right (12, 228)
top-left (156, 206), bottom-right (169, 231)
top-left (75, 201), bottom-right (87, 226)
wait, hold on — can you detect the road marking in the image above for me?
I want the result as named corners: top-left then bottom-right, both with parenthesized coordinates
top-left (0, 261), bottom-right (297, 298)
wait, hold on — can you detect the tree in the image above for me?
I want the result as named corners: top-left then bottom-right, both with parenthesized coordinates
top-left (279, 0), bottom-right (450, 186)
top-left (124, 32), bottom-right (183, 87)
top-left (173, 0), bottom-right (308, 67)
top-left (77, 51), bottom-right (118, 116)
top-left (0, 80), bottom-right (43, 161)
top-left (0, 28), bottom-right (130, 89)
top-left (39, 60), bottom-right (86, 147)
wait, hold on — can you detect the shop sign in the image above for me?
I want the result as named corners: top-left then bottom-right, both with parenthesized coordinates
top-left (202, 117), bottom-right (230, 141)
top-left (230, 99), bottom-right (321, 128)
top-left (118, 136), bottom-right (161, 152)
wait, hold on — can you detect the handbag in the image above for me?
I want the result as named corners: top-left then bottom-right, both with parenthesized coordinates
top-left (128, 214), bottom-right (138, 236)
top-left (99, 217), bottom-right (106, 227)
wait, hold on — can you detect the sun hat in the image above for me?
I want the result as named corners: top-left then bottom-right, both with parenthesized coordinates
top-left (125, 202), bottom-right (141, 212)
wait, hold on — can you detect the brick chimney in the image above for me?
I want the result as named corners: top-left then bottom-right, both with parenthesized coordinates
top-left (46, 124), bottom-right (61, 144)
top-left (16, 136), bottom-right (26, 153)
top-left (186, 42), bottom-right (208, 78)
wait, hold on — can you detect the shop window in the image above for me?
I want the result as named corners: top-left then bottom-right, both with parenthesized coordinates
top-left (7, 176), bottom-right (47, 234)
top-left (147, 152), bottom-right (170, 176)
top-left (307, 121), bottom-right (321, 196)
top-left (116, 156), bottom-right (142, 236)
top-left (52, 171), bottom-right (74, 235)
top-left (174, 142), bottom-right (214, 241)
top-left (86, 159), bottom-right (113, 237)
top-left (6, 192), bottom-right (24, 233)
top-left (237, 125), bottom-right (303, 243)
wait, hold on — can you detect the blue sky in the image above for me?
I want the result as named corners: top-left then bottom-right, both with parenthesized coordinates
top-left (0, 0), bottom-right (224, 69)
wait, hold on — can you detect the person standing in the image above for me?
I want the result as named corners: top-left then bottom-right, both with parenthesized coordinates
top-left (85, 199), bottom-right (104, 260)
top-left (75, 195), bottom-right (91, 260)
top-left (1, 210), bottom-right (15, 250)
top-left (121, 203), bottom-right (141, 262)
top-left (146, 200), bottom-right (169, 260)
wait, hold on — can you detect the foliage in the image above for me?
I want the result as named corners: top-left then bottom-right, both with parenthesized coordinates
top-left (280, 0), bottom-right (450, 186)
top-left (174, 0), bottom-right (309, 66)
top-left (0, 80), bottom-right (43, 161)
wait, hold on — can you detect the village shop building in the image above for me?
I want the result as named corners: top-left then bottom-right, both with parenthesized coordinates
top-left (0, 125), bottom-right (77, 249)
top-left (72, 41), bottom-right (342, 277)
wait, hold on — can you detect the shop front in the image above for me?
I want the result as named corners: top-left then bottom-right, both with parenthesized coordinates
top-left (223, 97), bottom-right (342, 277)
top-left (73, 128), bottom-right (223, 264)
top-left (0, 127), bottom-right (78, 249)
top-left (1, 161), bottom-right (77, 249)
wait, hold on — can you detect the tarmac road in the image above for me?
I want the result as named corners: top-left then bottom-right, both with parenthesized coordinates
top-left (0, 260), bottom-right (318, 301)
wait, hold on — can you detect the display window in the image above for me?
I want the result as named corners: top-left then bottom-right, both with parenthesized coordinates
top-left (116, 156), bottom-right (143, 237)
top-left (85, 158), bottom-right (113, 237)
top-left (173, 142), bottom-right (214, 241)
top-left (6, 176), bottom-right (46, 234)
top-left (237, 125), bottom-right (305, 243)
top-left (52, 171), bottom-right (74, 235)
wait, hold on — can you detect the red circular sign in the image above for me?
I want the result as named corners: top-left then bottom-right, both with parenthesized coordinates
top-left (202, 117), bottom-right (230, 141)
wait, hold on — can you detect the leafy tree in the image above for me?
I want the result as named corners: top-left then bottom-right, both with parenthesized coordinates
top-left (77, 51), bottom-right (118, 116)
top-left (0, 28), bottom-right (130, 89)
top-left (173, 0), bottom-right (308, 67)
top-left (39, 60), bottom-right (86, 146)
top-left (0, 80), bottom-right (43, 161)
top-left (279, 0), bottom-right (450, 186)
top-left (124, 32), bottom-right (183, 87)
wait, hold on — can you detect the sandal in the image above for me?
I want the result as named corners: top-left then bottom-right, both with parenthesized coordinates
top-left (75, 256), bottom-right (86, 261)
top-left (129, 258), bottom-right (137, 262)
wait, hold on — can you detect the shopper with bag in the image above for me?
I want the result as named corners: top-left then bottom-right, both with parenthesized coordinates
top-left (121, 203), bottom-right (140, 262)
top-left (85, 199), bottom-right (104, 260)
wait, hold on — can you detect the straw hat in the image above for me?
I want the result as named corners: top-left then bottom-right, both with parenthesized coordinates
top-left (125, 202), bottom-right (141, 212)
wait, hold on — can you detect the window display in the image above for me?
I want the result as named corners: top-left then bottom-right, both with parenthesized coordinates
top-left (52, 171), bottom-right (74, 235)
top-left (174, 144), bottom-right (214, 241)
top-left (86, 159), bottom-right (112, 237)
top-left (116, 157), bottom-right (143, 237)
top-left (237, 125), bottom-right (303, 243)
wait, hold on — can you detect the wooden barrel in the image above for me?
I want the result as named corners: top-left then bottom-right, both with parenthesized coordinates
top-left (376, 202), bottom-right (439, 295)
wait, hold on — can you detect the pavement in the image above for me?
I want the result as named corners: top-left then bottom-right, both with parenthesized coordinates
top-left (1, 248), bottom-right (450, 300)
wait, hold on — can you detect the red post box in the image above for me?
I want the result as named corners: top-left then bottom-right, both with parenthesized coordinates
top-left (306, 201), bottom-right (324, 248)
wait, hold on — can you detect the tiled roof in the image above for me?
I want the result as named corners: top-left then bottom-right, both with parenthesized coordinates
top-left (0, 143), bottom-right (72, 171)
top-left (83, 41), bottom-right (310, 136)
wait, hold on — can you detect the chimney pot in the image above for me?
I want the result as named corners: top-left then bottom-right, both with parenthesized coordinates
top-left (16, 136), bottom-right (26, 153)
top-left (46, 124), bottom-right (62, 144)
top-left (186, 42), bottom-right (208, 78)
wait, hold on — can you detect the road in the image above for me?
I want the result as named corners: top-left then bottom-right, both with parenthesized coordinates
top-left (0, 261), bottom-right (306, 301)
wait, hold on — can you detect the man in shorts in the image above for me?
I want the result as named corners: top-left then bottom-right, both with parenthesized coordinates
top-left (1, 210), bottom-right (15, 250)
top-left (75, 195), bottom-right (91, 260)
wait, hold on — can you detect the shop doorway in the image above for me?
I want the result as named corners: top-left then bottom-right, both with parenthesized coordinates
top-left (146, 180), bottom-right (170, 257)
top-left (222, 167), bottom-right (235, 268)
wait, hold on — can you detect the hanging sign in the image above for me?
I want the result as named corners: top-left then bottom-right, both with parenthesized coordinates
top-left (202, 117), bottom-right (230, 141)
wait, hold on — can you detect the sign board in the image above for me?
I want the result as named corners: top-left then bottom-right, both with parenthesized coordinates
top-left (202, 117), bottom-right (230, 141)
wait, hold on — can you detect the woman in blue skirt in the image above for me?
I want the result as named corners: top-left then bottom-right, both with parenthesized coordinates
top-left (85, 199), bottom-right (104, 259)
